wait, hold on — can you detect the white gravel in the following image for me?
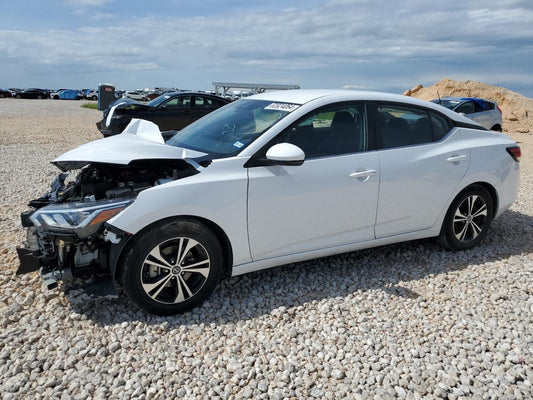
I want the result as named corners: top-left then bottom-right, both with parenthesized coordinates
top-left (1, 98), bottom-right (532, 399)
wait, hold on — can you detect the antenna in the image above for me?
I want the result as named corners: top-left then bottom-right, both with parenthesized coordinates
top-left (437, 90), bottom-right (442, 104)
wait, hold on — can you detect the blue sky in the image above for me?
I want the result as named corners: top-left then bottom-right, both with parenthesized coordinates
top-left (2, 0), bottom-right (533, 96)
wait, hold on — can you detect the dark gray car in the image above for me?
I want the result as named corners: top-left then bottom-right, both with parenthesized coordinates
top-left (96, 92), bottom-right (230, 136)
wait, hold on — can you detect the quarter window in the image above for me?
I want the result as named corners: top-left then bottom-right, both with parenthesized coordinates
top-left (276, 104), bottom-right (366, 158)
top-left (430, 112), bottom-right (452, 141)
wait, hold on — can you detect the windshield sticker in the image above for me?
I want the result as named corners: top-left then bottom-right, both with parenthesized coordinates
top-left (265, 103), bottom-right (300, 112)
top-left (233, 141), bottom-right (245, 149)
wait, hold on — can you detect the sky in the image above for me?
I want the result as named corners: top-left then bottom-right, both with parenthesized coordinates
top-left (1, 0), bottom-right (533, 96)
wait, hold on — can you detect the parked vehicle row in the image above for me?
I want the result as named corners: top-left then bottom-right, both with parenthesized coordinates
top-left (16, 89), bottom-right (520, 315)
top-left (0, 87), bottom-right (181, 101)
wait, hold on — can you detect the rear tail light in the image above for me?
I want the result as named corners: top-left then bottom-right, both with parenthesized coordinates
top-left (506, 146), bottom-right (521, 162)
top-left (497, 105), bottom-right (502, 114)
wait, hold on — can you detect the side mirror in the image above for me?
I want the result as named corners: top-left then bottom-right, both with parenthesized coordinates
top-left (265, 143), bottom-right (305, 166)
top-left (245, 143), bottom-right (305, 168)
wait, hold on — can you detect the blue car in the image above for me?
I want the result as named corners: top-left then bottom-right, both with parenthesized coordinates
top-left (51, 89), bottom-right (81, 100)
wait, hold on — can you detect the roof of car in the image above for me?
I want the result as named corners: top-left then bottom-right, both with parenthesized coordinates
top-left (248, 89), bottom-right (480, 126)
top-left (163, 91), bottom-right (228, 99)
top-left (439, 96), bottom-right (495, 103)
top-left (249, 89), bottom-right (435, 106)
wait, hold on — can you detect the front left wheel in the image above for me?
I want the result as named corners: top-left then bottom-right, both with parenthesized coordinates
top-left (121, 220), bottom-right (223, 315)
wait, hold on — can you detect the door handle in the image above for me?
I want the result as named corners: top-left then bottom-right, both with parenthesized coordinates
top-left (349, 169), bottom-right (376, 179)
top-left (446, 154), bottom-right (468, 163)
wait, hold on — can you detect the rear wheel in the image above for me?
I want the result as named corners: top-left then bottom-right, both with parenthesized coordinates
top-left (439, 185), bottom-right (493, 250)
top-left (491, 124), bottom-right (502, 132)
top-left (121, 220), bottom-right (223, 315)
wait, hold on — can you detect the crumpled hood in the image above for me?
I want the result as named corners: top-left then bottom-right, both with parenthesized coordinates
top-left (53, 131), bottom-right (207, 171)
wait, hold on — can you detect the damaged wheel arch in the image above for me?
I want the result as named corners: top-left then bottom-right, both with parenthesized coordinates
top-left (111, 215), bottom-right (234, 290)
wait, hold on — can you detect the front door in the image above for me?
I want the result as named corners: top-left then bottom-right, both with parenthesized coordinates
top-left (247, 103), bottom-right (379, 261)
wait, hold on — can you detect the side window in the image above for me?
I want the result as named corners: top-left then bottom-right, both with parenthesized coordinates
top-left (163, 98), bottom-right (179, 108)
top-left (275, 104), bottom-right (366, 158)
top-left (484, 101), bottom-right (495, 111)
top-left (164, 95), bottom-right (191, 109)
top-left (455, 101), bottom-right (475, 114)
top-left (194, 96), bottom-right (216, 108)
top-left (430, 112), bottom-right (452, 141)
top-left (474, 100), bottom-right (485, 113)
top-left (376, 105), bottom-right (432, 148)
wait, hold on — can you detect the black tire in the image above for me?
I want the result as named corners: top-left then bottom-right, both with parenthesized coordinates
top-left (16, 95), bottom-right (21, 99)
top-left (491, 125), bottom-right (502, 132)
top-left (121, 219), bottom-right (223, 315)
top-left (37, 95), bottom-right (43, 99)
top-left (91, 95), bottom-right (97, 100)
top-left (439, 185), bottom-right (493, 250)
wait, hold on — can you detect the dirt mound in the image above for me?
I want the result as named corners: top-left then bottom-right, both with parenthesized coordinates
top-left (403, 79), bottom-right (533, 133)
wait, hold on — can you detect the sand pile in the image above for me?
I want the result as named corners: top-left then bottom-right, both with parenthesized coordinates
top-left (403, 79), bottom-right (533, 134)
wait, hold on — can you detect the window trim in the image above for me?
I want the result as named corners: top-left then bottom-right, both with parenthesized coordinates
top-left (368, 101), bottom-right (458, 150)
top-left (245, 101), bottom-right (369, 168)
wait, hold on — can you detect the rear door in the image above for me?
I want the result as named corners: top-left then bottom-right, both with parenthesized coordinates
top-left (455, 100), bottom-right (491, 129)
top-left (147, 95), bottom-right (193, 131)
top-left (191, 96), bottom-right (219, 121)
top-left (372, 103), bottom-right (470, 237)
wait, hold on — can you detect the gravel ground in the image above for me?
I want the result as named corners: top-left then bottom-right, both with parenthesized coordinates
top-left (0, 99), bottom-right (532, 399)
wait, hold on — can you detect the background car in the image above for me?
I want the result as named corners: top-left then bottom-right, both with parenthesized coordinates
top-left (50, 89), bottom-right (66, 99)
top-left (57, 89), bottom-right (81, 100)
top-left (18, 90), bottom-right (520, 315)
top-left (15, 88), bottom-right (50, 99)
top-left (85, 90), bottom-right (98, 100)
top-left (123, 91), bottom-right (147, 101)
top-left (432, 97), bottom-right (502, 131)
top-left (8, 88), bottom-right (22, 96)
top-left (96, 92), bottom-right (231, 136)
top-left (0, 88), bottom-right (13, 98)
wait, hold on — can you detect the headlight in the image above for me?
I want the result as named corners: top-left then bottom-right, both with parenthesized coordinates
top-left (30, 199), bottom-right (133, 230)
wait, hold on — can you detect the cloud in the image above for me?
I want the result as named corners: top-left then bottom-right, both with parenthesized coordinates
top-left (1, 0), bottom-right (532, 93)
top-left (64, 0), bottom-right (112, 7)
top-left (63, 0), bottom-right (113, 16)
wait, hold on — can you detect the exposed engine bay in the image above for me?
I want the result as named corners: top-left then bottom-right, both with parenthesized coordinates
top-left (17, 158), bottom-right (199, 288)
top-left (29, 159), bottom-right (195, 207)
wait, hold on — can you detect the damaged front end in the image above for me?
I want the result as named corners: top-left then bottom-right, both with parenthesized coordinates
top-left (17, 158), bottom-right (199, 290)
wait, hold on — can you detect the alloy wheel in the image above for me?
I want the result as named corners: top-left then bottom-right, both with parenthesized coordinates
top-left (452, 194), bottom-right (488, 242)
top-left (140, 237), bottom-right (211, 304)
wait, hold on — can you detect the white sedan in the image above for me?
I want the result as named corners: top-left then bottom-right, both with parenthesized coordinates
top-left (123, 90), bottom-right (146, 101)
top-left (17, 90), bottom-right (521, 315)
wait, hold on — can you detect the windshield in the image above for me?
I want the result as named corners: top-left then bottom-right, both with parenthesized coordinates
top-left (147, 94), bottom-right (172, 107)
top-left (166, 99), bottom-right (299, 157)
top-left (431, 99), bottom-right (461, 110)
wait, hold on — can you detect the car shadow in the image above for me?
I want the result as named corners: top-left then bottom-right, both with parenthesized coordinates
top-left (66, 209), bottom-right (533, 326)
